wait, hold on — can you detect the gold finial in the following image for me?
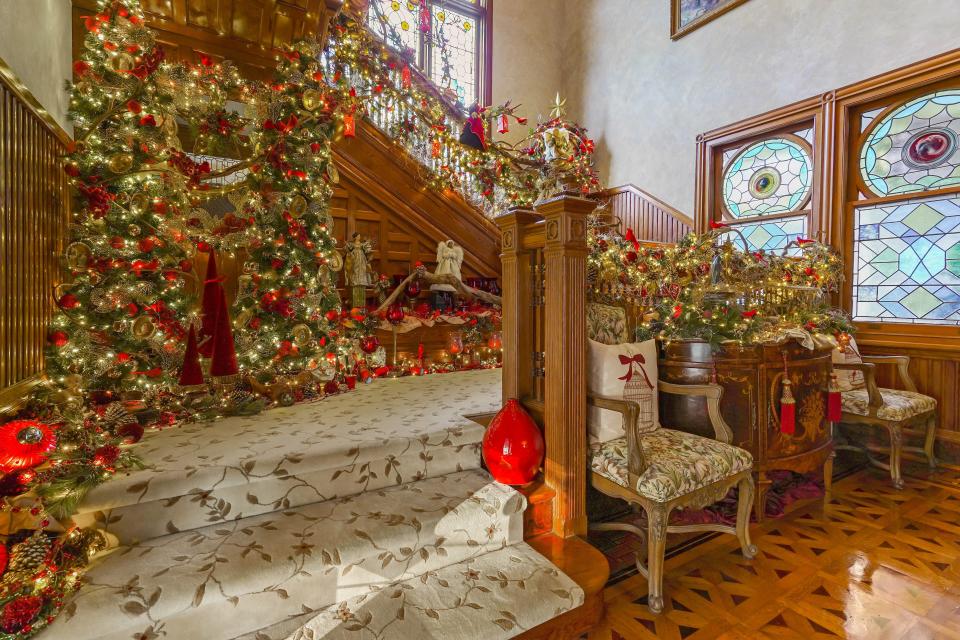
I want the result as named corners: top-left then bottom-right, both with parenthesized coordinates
top-left (550, 92), bottom-right (567, 119)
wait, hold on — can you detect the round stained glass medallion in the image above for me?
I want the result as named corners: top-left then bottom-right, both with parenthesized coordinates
top-left (902, 127), bottom-right (957, 170)
top-left (860, 88), bottom-right (960, 196)
top-left (748, 167), bottom-right (782, 199)
top-left (722, 136), bottom-right (813, 219)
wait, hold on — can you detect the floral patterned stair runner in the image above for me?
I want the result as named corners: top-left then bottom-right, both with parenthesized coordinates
top-left (39, 468), bottom-right (525, 640)
top-left (72, 369), bottom-right (503, 544)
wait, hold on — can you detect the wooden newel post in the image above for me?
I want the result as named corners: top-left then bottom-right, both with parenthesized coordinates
top-left (495, 209), bottom-right (540, 402)
top-left (537, 195), bottom-right (594, 538)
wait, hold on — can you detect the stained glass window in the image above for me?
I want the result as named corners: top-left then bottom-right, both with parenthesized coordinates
top-left (859, 89), bottom-right (960, 197)
top-left (852, 194), bottom-right (960, 325)
top-left (725, 216), bottom-right (807, 255)
top-left (722, 136), bottom-right (813, 218)
top-left (367, 0), bottom-right (487, 108)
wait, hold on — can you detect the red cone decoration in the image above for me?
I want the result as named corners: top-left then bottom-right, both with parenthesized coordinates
top-left (780, 378), bottom-right (796, 435)
top-left (209, 298), bottom-right (239, 377)
top-left (0, 420), bottom-right (57, 473)
top-left (199, 251), bottom-right (228, 358)
top-left (178, 325), bottom-right (204, 387)
top-left (827, 372), bottom-right (842, 422)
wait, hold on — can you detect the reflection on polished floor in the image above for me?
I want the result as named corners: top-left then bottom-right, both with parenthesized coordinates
top-left (589, 461), bottom-right (960, 640)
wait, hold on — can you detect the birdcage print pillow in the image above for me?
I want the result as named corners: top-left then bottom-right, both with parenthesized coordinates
top-left (830, 334), bottom-right (865, 392)
top-left (588, 338), bottom-right (660, 443)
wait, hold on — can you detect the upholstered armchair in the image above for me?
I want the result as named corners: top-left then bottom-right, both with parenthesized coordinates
top-left (834, 340), bottom-right (937, 489)
top-left (585, 304), bottom-right (756, 614)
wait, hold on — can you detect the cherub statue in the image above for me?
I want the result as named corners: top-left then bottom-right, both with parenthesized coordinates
top-left (431, 240), bottom-right (464, 293)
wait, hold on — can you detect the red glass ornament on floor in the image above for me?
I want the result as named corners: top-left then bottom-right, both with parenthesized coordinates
top-left (386, 304), bottom-right (405, 325)
top-left (0, 420), bottom-right (57, 473)
top-left (482, 399), bottom-right (544, 485)
top-left (359, 334), bottom-right (380, 354)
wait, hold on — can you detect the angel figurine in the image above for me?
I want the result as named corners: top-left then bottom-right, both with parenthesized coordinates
top-left (431, 240), bottom-right (464, 293)
top-left (344, 233), bottom-right (376, 307)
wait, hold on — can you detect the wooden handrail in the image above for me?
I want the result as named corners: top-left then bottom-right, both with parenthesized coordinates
top-left (592, 184), bottom-right (694, 240)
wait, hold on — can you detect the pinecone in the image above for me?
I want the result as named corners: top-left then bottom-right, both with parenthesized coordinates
top-left (102, 402), bottom-right (130, 427)
top-left (2, 533), bottom-right (51, 585)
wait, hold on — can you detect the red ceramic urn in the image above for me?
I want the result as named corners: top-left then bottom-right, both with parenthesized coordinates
top-left (482, 399), bottom-right (544, 485)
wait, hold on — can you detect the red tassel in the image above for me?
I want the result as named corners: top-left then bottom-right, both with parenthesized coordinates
top-left (199, 252), bottom-right (227, 358)
top-left (178, 325), bottom-right (204, 387)
top-left (827, 372), bottom-right (842, 422)
top-left (780, 377), bottom-right (796, 435)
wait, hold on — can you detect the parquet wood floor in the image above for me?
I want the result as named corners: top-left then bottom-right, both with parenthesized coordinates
top-left (588, 464), bottom-right (960, 640)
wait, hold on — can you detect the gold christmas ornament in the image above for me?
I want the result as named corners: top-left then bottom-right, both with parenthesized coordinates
top-left (111, 53), bottom-right (136, 73)
top-left (327, 251), bottom-right (344, 272)
top-left (292, 324), bottom-right (312, 346)
top-left (326, 162), bottom-right (340, 184)
top-left (127, 224), bottom-right (142, 237)
top-left (234, 308), bottom-right (253, 329)
top-left (108, 152), bottom-right (134, 174)
top-left (289, 195), bottom-right (308, 218)
top-left (65, 242), bottom-right (92, 270)
top-left (131, 316), bottom-right (157, 339)
top-left (129, 193), bottom-right (149, 212)
top-left (301, 89), bottom-right (323, 111)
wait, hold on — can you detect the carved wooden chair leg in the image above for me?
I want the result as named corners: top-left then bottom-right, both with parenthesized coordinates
top-left (645, 504), bottom-right (670, 614)
top-left (736, 475), bottom-right (758, 559)
top-left (823, 451), bottom-right (835, 504)
top-left (923, 414), bottom-right (938, 469)
top-left (886, 424), bottom-right (905, 490)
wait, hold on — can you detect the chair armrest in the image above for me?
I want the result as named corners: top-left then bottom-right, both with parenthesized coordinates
top-left (657, 381), bottom-right (733, 444)
top-left (834, 362), bottom-right (883, 408)
top-left (861, 355), bottom-right (917, 392)
top-left (587, 393), bottom-right (646, 483)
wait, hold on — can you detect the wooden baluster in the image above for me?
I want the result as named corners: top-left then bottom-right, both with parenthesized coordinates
top-left (536, 194), bottom-right (595, 538)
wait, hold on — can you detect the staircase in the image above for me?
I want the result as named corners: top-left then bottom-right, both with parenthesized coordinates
top-left (41, 370), bottom-right (587, 640)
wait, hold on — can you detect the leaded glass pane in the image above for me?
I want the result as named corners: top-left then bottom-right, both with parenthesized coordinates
top-left (430, 5), bottom-right (477, 106)
top-left (722, 137), bottom-right (813, 219)
top-left (368, 0), bottom-right (419, 57)
top-left (859, 88), bottom-right (960, 197)
top-left (853, 194), bottom-right (960, 325)
top-left (726, 216), bottom-right (807, 255)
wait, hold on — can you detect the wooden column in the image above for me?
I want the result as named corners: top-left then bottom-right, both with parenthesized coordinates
top-left (536, 195), bottom-right (594, 538)
top-left (495, 209), bottom-right (540, 402)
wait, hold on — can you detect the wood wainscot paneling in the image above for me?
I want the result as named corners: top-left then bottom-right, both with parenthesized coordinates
top-left (591, 184), bottom-right (692, 244)
top-left (0, 58), bottom-right (71, 413)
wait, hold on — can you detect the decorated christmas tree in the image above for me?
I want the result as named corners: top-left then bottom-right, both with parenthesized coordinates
top-left (49, 0), bottom-right (245, 393)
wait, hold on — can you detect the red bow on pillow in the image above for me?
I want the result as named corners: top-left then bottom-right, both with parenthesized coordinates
top-left (618, 354), bottom-right (653, 387)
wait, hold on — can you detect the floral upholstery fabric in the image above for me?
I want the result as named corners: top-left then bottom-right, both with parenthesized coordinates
top-left (841, 388), bottom-right (936, 421)
top-left (285, 542), bottom-right (584, 640)
top-left (589, 429), bottom-right (753, 503)
top-left (586, 303), bottom-right (629, 345)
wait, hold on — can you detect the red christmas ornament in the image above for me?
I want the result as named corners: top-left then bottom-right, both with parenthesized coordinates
top-left (93, 444), bottom-right (121, 466)
top-left (117, 421), bottom-right (145, 445)
top-left (48, 331), bottom-right (69, 347)
top-left (359, 335), bottom-right (380, 354)
top-left (323, 380), bottom-right (339, 395)
top-left (386, 304), bottom-right (405, 325)
top-left (482, 399), bottom-right (544, 485)
top-left (401, 65), bottom-right (412, 89)
top-left (58, 293), bottom-right (79, 309)
top-left (0, 542), bottom-right (7, 575)
top-left (199, 252), bottom-right (227, 358)
top-left (405, 279), bottom-right (422, 299)
top-left (179, 325), bottom-right (204, 386)
top-left (0, 420), bottom-right (57, 473)
top-left (126, 99), bottom-right (142, 114)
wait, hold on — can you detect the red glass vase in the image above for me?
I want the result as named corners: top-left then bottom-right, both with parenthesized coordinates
top-left (482, 399), bottom-right (544, 485)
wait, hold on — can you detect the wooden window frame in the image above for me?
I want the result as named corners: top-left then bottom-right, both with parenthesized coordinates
top-left (697, 48), bottom-right (960, 355)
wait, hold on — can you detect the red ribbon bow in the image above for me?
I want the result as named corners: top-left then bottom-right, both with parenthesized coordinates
top-left (618, 354), bottom-right (653, 387)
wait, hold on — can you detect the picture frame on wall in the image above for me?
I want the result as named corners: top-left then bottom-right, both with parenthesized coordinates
top-left (671, 0), bottom-right (751, 40)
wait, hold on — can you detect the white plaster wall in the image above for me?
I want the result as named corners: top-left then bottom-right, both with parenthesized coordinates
top-left (556, 0), bottom-right (960, 214)
top-left (0, 0), bottom-right (73, 133)
top-left (491, 0), bottom-right (566, 146)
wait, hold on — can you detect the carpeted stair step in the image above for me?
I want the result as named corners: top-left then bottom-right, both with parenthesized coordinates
top-left (283, 541), bottom-right (584, 640)
top-left (41, 467), bottom-right (523, 640)
top-left (72, 369), bottom-right (502, 543)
